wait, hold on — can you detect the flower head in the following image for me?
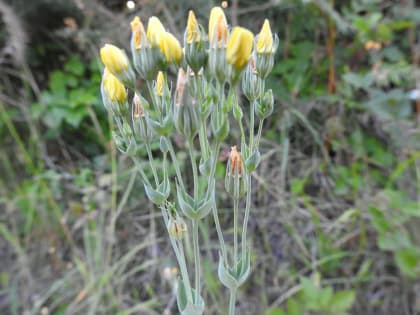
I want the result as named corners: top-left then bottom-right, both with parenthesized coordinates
top-left (102, 68), bottom-right (127, 103)
top-left (186, 10), bottom-right (200, 43)
top-left (208, 6), bottom-right (228, 44)
top-left (256, 19), bottom-right (274, 54)
top-left (100, 44), bottom-right (129, 75)
top-left (147, 16), bottom-right (166, 47)
top-left (160, 32), bottom-right (182, 64)
top-left (229, 146), bottom-right (243, 176)
top-left (226, 27), bottom-right (254, 70)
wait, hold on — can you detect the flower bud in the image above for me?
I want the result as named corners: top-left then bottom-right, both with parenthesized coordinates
top-left (147, 16), bottom-right (166, 48)
top-left (184, 10), bottom-right (208, 74)
top-left (225, 146), bottom-right (247, 199)
top-left (208, 7), bottom-right (228, 46)
top-left (226, 27), bottom-right (254, 71)
top-left (242, 57), bottom-right (263, 101)
top-left (155, 71), bottom-right (165, 96)
top-left (132, 93), bottom-right (154, 142)
top-left (254, 19), bottom-right (278, 79)
top-left (130, 16), bottom-right (146, 50)
top-left (256, 19), bottom-right (274, 54)
top-left (101, 68), bottom-right (128, 114)
top-left (160, 32), bottom-right (182, 64)
top-left (186, 10), bottom-right (200, 44)
top-left (255, 89), bottom-right (274, 119)
top-left (167, 217), bottom-right (187, 240)
top-left (100, 44), bottom-right (135, 86)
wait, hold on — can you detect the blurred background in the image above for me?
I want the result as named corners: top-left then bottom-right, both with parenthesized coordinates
top-left (0, 0), bottom-right (419, 314)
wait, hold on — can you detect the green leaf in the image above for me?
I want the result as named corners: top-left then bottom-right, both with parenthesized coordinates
top-left (49, 71), bottom-right (66, 95)
top-left (287, 298), bottom-right (302, 315)
top-left (329, 290), bottom-right (355, 312)
top-left (265, 308), bottom-right (287, 315)
top-left (64, 56), bottom-right (85, 76)
top-left (395, 247), bottom-right (420, 278)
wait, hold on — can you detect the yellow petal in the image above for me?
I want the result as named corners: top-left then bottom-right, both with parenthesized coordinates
top-left (160, 32), bottom-right (182, 64)
top-left (102, 68), bottom-right (127, 102)
top-left (100, 44), bottom-right (129, 75)
top-left (156, 71), bottom-right (164, 96)
top-left (186, 10), bottom-right (200, 43)
top-left (226, 27), bottom-right (254, 70)
top-left (131, 16), bottom-right (145, 49)
top-left (147, 16), bottom-right (165, 47)
top-left (256, 19), bottom-right (273, 54)
top-left (208, 6), bottom-right (227, 43)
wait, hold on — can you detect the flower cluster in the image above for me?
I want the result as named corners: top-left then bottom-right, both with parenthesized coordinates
top-left (99, 6), bottom-right (277, 315)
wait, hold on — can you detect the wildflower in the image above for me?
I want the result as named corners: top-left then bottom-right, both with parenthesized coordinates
top-left (208, 6), bottom-right (228, 44)
top-left (225, 146), bottom-right (247, 199)
top-left (147, 16), bottom-right (166, 48)
top-left (100, 44), bottom-right (129, 76)
top-left (186, 10), bottom-right (200, 43)
top-left (226, 27), bottom-right (254, 70)
top-left (160, 32), bottom-right (182, 64)
top-left (256, 19), bottom-right (273, 54)
top-left (102, 68), bottom-right (127, 103)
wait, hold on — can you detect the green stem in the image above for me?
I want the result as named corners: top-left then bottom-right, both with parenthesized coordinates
top-left (229, 289), bottom-right (237, 315)
top-left (249, 101), bottom-right (255, 153)
top-left (188, 139), bottom-right (199, 200)
top-left (192, 219), bottom-right (201, 302)
top-left (241, 174), bottom-right (252, 262)
top-left (233, 196), bottom-right (239, 264)
top-left (145, 141), bottom-right (159, 185)
top-left (167, 139), bottom-right (186, 190)
top-left (255, 118), bottom-right (265, 149)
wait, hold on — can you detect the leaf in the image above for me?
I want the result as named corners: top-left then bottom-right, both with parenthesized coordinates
top-left (64, 56), bottom-right (85, 76)
top-left (329, 290), bottom-right (355, 312)
top-left (265, 308), bottom-right (287, 315)
top-left (395, 247), bottom-right (420, 278)
top-left (286, 298), bottom-right (302, 315)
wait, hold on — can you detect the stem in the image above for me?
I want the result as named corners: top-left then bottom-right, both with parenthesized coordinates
top-left (241, 174), bottom-right (252, 262)
top-left (249, 101), bottom-right (255, 152)
top-left (145, 141), bottom-right (159, 185)
top-left (167, 139), bottom-right (186, 190)
top-left (146, 81), bottom-right (162, 117)
top-left (188, 139), bottom-right (199, 200)
top-left (233, 196), bottom-right (239, 264)
top-left (208, 142), bottom-right (228, 260)
top-left (192, 219), bottom-right (201, 302)
top-left (255, 118), bottom-right (265, 149)
top-left (229, 289), bottom-right (237, 315)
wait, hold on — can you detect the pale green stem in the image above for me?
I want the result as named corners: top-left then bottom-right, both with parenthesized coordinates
top-left (229, 289), bottom-right (237, 315)
top-left (166, 139), bottom-right (186, 191)
top-left (233, 196), bottom-right (239, 265)
top-left (145, 141), bottom-right (159, 185)
top-left (241, 174), bottom-right (252, 262)
top-left (188, 139), bottom-right (199, 200)
top-left (249, 100), bottom-right (255, 153)
top-left (192, 219), bottom-right (201, 302)
top-left (146, 81), bottom-right (162, 117)
top-left (255, 118), bottom-right (265, 149)
top-left (208, 142), bottom-right (227, 260)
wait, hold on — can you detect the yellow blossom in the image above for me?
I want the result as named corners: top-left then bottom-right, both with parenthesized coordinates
top-left (102, 68), bottom-right (127, 102)
top-left (156, 71), bottom-right (164, 96)
top-left (256, 19), bottom-right (273, 54)
top-left (208, 6), bottom-right (227, 43)
top-left (147, 16), bottom-right (166, 47)
top-left (100, 44), bottom-right (129, 75)
top-left (186, 10), bottom-right (200, 43)
top-left (226, 27), bottom-right (254, 70)
top-left (160, 32), bottom-right (182, 64)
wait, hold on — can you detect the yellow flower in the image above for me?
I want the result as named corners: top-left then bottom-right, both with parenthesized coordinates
top-left (226, 27), bottom-right (254, 70)
top-left (256, 19), bottom-right (273, 54)
top-left (131, 16), bottom-right (145, 49)
top-left (186, 10), bottom-right (200, 43)
top-left (147, 16), bottom-right (165, 47)
top-left (160, 32), bottom-right (182, 64)
top-left (208, 6), bottom-right (227, 43)
top-left (102, 68), bottom-right (127, 102)
top-left (155, 71), bottom-right (164, 96)
top-left (100, 44), bottom-right (129, 75)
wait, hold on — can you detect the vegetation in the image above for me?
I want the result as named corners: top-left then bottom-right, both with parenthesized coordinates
top-left (0, 1), bottom-right (419, 315)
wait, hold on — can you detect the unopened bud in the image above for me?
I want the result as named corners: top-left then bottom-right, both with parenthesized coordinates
top-left (167, 217), bottom-right (187, 240)
top-left (225, 146), bottom-right (247, 199)
top-left (255, 89), bottom-right (274, 119)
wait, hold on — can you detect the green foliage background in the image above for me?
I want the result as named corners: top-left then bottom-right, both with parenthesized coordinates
top-left (0, 0), bottom-right (419, 314)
